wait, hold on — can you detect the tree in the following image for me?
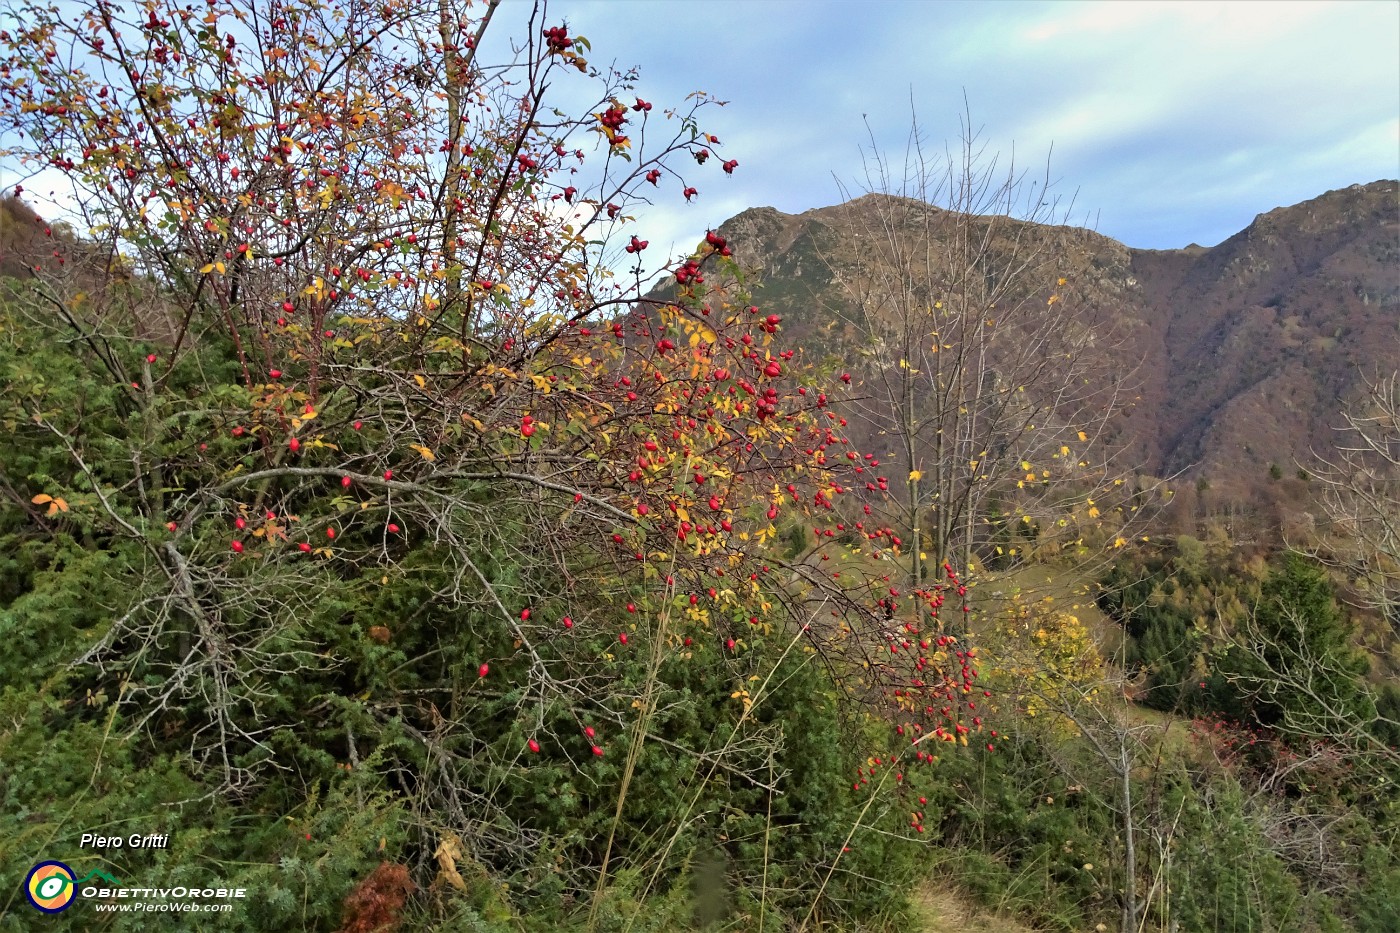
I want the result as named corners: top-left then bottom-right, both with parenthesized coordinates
top-left (0, 1), bottom-right (970, 926)
top-left (819, 106), bottom-right (1141, 628)
top-left (1215, 553), bottom-right (1397, 779)
top-left (1305, 369), bottom-right (1400, 633)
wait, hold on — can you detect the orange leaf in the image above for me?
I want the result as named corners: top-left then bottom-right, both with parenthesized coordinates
top-left (31, 493), bottom-right (52, 505)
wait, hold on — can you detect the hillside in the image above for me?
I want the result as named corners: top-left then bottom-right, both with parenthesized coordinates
top-left (700, 180), bottom-right (1400, 513)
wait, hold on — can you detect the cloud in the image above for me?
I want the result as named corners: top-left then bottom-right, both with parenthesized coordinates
top-left (537, 0), bottom-right (1397, 249)
top-left (5, 1), bottom-right (1394, 258)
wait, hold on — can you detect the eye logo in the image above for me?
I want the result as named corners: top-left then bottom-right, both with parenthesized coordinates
top-left (25, 861), bottom-right (77, 913)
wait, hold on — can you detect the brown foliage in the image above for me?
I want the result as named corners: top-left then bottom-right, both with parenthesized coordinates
top-left (338, 862), bottom-right (415, 933)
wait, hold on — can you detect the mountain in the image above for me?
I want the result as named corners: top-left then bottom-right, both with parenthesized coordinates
top-left (701, 180), bottom-right (1400, 522)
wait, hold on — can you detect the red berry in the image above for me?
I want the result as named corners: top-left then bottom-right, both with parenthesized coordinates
top-left (269, 369), bottom-right (282, 379)
top-left (619, 632), bottom-right (628, 645)
top-left (235, 517), bottom-right (246, 530)
top-left (591, 745), bottom-right (604, 757)
top-left (353, 421), bottom-right (362, 431)
top-left (383, 469), bottom-right (393, 480)
top-left (584, 726), bottom-right (595, 739)
top-left (299, 542), bottom-right (312, 552)
top-left (521, 608), bottom-right (531, 621)
top-left (289, 437), bottom-right (300, 453)
top-left (342, 476), bottom-right (352, 488)
top-left (562, 616), bottom-right (573, 629)
top-left (325, 527), bottom-right (335, 538)
top-left (478, 663), bottom-right (489, 678)
top-left (167, 521), bottom-right (177, 532)
top-left (528, 739), bottom-right (540, 754)
top-left (387, 523), bottom-right (400, 533)
top-left (146, 353), bottom-right (157, 363)
top-left (231, 540), bottom-right (244, 553)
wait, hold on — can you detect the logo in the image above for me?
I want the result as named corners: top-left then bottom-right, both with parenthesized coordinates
top-left (25, 861), bottom-right (77, 913)
top-left (24, 864), bottom-right (122, 913)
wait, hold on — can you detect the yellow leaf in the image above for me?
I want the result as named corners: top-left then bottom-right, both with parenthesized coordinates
top-left (409, 444), bottom-right (436, 462)
top-left (1077, 431), bottom-right (1088, 442)
top-left (908, 470), bottom-right (922, 482)
top-left (215, 261), bottom-right (226, 275)
top-left (200, 262), bottom-right (216, 274)
top-left (1060, 446), bottom-right (1070, 457)
top-left (414, 374), bottom-right (426, 388)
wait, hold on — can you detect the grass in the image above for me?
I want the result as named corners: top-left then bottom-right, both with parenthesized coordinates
top-left (910, 882), bottom-right (1042, 933)
top-left (976, 561), bottom-right (1122, 658)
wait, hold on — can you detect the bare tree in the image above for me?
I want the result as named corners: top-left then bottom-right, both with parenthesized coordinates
top-left (1222, 600), bottom-right (1399, 781)
top-left (1304, 369), bottom-right (1400, 631)
top-left (820, 105), bottom-right (1141, 627)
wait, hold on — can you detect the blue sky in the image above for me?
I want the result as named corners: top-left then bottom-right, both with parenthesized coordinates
top-left (518, 0), bottom-right (1399, 258)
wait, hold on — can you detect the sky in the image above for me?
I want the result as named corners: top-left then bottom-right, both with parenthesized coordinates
top-left (503, 0), bottom-right (1400, 259)
top-left (3, 0), bottom-right (1394, 267)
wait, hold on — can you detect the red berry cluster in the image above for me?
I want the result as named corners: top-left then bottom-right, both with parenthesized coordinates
top-left (704, 230), bottom-right (731, 257)
top-left (543, 25), bottom-right (571, 52)
top-left (600, 105), bottom-right (626, 132)
top-left (674, 259), bottom-right (703, 285)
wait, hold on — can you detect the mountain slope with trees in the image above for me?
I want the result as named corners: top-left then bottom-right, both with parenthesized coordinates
top-left (706, 180), bottom-right (1399, 515)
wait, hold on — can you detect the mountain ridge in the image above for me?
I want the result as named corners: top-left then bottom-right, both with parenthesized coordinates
top-left (706, 179), bottom-right (1399, 523)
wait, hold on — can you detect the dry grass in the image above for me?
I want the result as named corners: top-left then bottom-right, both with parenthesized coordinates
top-left (910, 882), bottom-right (1041, 933)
